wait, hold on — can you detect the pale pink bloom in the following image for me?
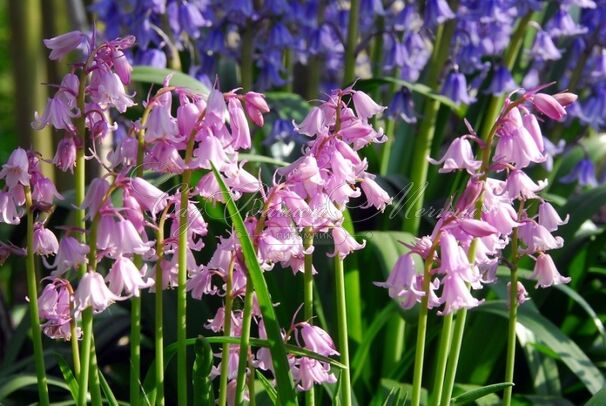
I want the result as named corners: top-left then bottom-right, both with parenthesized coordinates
top-left (329, 226), bottom-right (365, 259)
top-left (38, 280), bottom-right (71, 322)
top-left (0, 192), bottom-right (22, 224)
top-left (455, 178), bottom-right (483, 212)
top-left (205, 306), bottom-right (226, 333)
top-left (538, 202), bottom-right (569, 232)
top-left (43, 31), bottom-right (84, 60)
top-left (258, 224), bottom-right (304, 264)
top-left (330, 148), bottom-right (356, 184)
top-left (171, 201), bottom-right (208, 250)
top-left (522, 112), bottom-right (544, 153)
top-left (292, 357), bottom-right (336, 391)
top-left (507, 281), bottom-right (530, 305)
top-left (145, 142), bottom-right (186, 173)
top-left (106, 256), bottom-right (154, 297)
top-left (456, 218), bottom-right (498, 238)
top-left (206, 88), bottom-right (227, 124)
top-left (32, 96), bottom-right (79, 131)
top-left (197, 172), bottom-right (224, 202)
top-left (129, 177), bottom-right (169, 215)
top-left (439, 274), bottom-right (481, 315)
top-left (74, 271), bottom-right (123, 315)
top-left (82, 178), bottom-right (110, 219)
top-left (553, 92), bottom-right (577, 107)
top-left (113, 219), bottom-right (154, 256)
top-left (324, 176), bottom-right (361, 206)
top-left (176, 99), bottom-right (202, 137)
top-left (33, 224), bottom-right (59, 256)
top-left (374, 253), bottom-right (423, 302)
top-left (0, 148), bottom-right (29, 189)
top-left (226, 379), bottom-right (249, 406)
top-left (279, 156), bottom-right (324, 198)
top-left (503, 169), bottom-right (547, 200)
top-left (299, 323), bottom-right (339, 356)
top-left (50, 236), bottom-right (89, 276)
top-left (190, 133), bottom-right (231, 170)
top-left (225, 165), bottom-right (261, 194)
top-left (53, 137), bottom-right (77, 173)
top-left (108, 135), bottom-right (138, 168)
top-left (532, 93), bottom-right (567, 121)
top-left (228, 97), bottom-right (251, 149)
top-left (531, 253), bottom-right (570, 288)
top-left (275, 188), bottom-right (313, 227)
top-left (111, 48), bottom-right (132, 85)
top-left (31, 177), bottom-right (62, 208)
top-left (89, 69), bottom-right (135, 113)
top-left (294, 106), bottom-right (325, 136)
top-left (145, 92), bottom-right (179, 142)
top-left (518, 221), bottom-right (563, 253)
top-left (483, 205), bottom-right (520, 236)
top-left (244, 91), bottom-right (270, 126)
top-left (187, 267), bottom-right (216, 299)
top-left (96, 214), bottom-right (117, 252)
top-left (352, 90), bottom-right (386, 121)
top-left (428, 137), bottom-right (482, 174)
top-left (123, 194), bottom-right (145, 232)
top-left (439, 232), bottom-right (480, 283)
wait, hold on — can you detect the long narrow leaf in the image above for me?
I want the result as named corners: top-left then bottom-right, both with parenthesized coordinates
top-left (450, 382), bottom-right (513, 404)
top-left (0, 375), bottom-right (71, 399)
top-left (256, 370), bottom-right (278, 404)
top-left (131, 66), bottom-right (208, 94)
top-left (211, 162), bottom-right (297, 405)
top-left (98, 370), bottom-right (119, 406)
top-left (54, 352), bottom-right (79, 401)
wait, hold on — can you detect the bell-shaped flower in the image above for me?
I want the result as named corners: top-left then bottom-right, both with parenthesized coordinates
top-left (244, 91), bottom-right (270, 126)
top-left (299, 323), bottom-right (339, 356)
top-left (74, 271), bottom-right (123, 315)
top-left (329, 226), bottom-right (365, 259)
top-left (538, 202), bottom-right (569, 232)
top-left (113, 219), bottom-right (154, 256)
top-left (187, 267), bottom-right (216, 299)
top-left (0, 148), bottom-right (29, 189)
top-left (50, 236), bottom-right (89, 276)
top-left (129, 177), bottom-right (168, 215)
top-left (33, 224), bottom-right (59, 256)
top-left (532, 92), bottom-right (567, 120)
top-left (53, 137), bottom-right (77, 173)
top-left (43, 31), bottom-right (84, 60)
top-left (227, 97), bottom-right (251, 150)
top-left (518, 220), bottom-right (563, 253)
top-left (531, 253), bottom-right (571, 288)
top-left (502, 169), bottom-right (547, 200)
top-left (31, 176), bottom-right (62, 208)
top-left (292, 357), bottom-right (337, 391)
top-left (352, 90), bottom-right (386, 121)
top-left (360, 174), bottom-right (392, 212)
top-left (82, 178), bottom-right (110, 219)
top-left (294, 106), bottom-right (325, 136)
top-left (428, 137), bottom-right (481, 174)
top-left (439, 274), bottom-right (481, 315)
top-left (374, 253), bottom-right (424, 301)
top-left (89, 68), bottom-right (135, 113)
top-left (508, 281), bottom-right (530, 306)
top-left (0, 191), bottom-right (22, 224)
top-left (145, 92), bottom-right (179, 142)
top-left (106, 256), bottom-right (154, 297)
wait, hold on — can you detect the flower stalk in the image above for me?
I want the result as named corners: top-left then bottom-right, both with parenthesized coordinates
top-left (218, 254), bottom-right (236, 406)
top-left (24, 186), bottom-right (50, 406)
top-left (334, 256), bottom-right (352, 406)
top-left (304, 227), bottom-right (315, 406)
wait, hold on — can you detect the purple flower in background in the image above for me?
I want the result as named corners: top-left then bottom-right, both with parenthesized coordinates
top-left (387, 88), bottom-right (417, 124)
top-left (424, 0), bottom-right (455, 27)
top-left (547, 6), bottom-right (588, 37)
top-left (441, 69), bottom-right (475, 105)
top-left (561, 157), bottom-right (599, 187)
top-left (530, 29), bottom-right (562, 61)
top-left (487, 64), bottom-right (517, 95)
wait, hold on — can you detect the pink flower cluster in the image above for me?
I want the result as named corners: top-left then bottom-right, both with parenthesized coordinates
top-left (377, 87), bottom-right (575, 314)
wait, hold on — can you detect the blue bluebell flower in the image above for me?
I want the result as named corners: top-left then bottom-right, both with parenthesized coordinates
top-left (441, 69), bottom-right (475, 105)
top-left (387, 88), bottom-right (417, 124)
top-left (486, 64), bottom-right (517, 95)
top-left (561, 158), bottom-right (599, 187)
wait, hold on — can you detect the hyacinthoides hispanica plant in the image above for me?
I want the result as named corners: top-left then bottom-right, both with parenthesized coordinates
top-left (3, 25), bottom-right (397, 405)
top-left (376, 85), bottom-right (577, 406)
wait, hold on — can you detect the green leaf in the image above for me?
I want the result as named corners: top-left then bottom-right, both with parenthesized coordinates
top-left (264, 91), bottom-right (310, 121)
top-left (516, 323), bottom-right (561, 395)
top-left (555, 284), bottom-right (606, 343)
top-left (256, 370), bottom-right (278, 404)
top-left (54, 353), bottom-right (79, 401)
top-left (451, 382), bottom-right (513, 404)
top-left (212, 162), bottom-right (297, 405)
top-left (478, 301), bottom-right (605, 394)
top-left (0, 375), bottom-right (71, 399)
top-left (193, 337), bottom-right (215, 406)
top-left (356, 78), bottom-right (467, 117)
top-left (351, 301), bottom-right (399, 384)
top-left (98, 370), bottom-right (119, 406)
top-left (131, 66), bottom-right (209, 94)
top-left (585, 386), bottom-right (606, 406)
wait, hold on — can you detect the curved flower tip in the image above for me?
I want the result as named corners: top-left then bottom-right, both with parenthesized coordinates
top-left (531, 253), bottom-right (571, 288)
top-left (43, 31), bottom-right (85, 60)
top-left (74, 271), bottom-right (124, 316)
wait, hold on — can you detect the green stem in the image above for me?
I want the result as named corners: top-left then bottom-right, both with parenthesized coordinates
top-left (334, 256), bottom-right (351, 406)
top-left (240, 23), bottom-right (254, 91)
top-left (176, 122), bottom-right (198, 406)
top-left (342, 0), bottom-right (360, 86)
top-left (503, 269), bottom-right (518, 406)
top-left (130, 297), bottom-right (141, 403)
top-left (69, 305), bottom-right (81, 378)
top-left (155, 209), bottom-right (168, 406)
top-left (89, 340), bottom-right (102, 406)
top-left (402, 11), bottom-right (457, 234)
top-left (235, 280), bottom-right (254, 404)
top-left (430, 313), bottom-right (454, 406)
top-left (24, 187), bottom-right (50, 406)
top-left (411, 252), bottom-right (436, 406)
top-left (439, 309), bottom-right (467, 406)
top-left (78, 309), bottom-right (93, 406)
top-left (303, 228), bottom-right (315, 406)
top-left (218, 256), bottom-right (236, 406)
